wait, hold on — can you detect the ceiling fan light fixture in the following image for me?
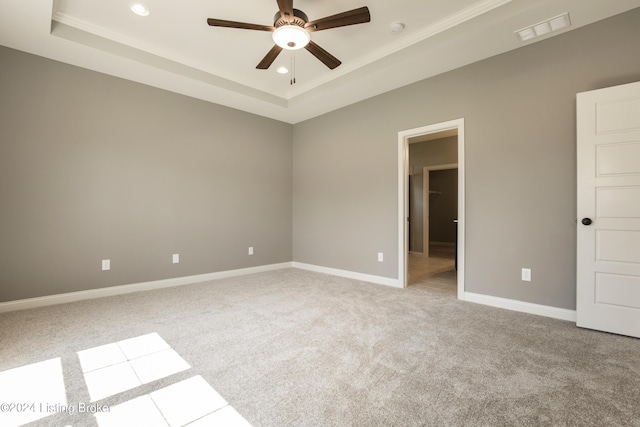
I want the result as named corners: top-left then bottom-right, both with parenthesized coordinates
top-left (272, 25), bottom-right (310, 50)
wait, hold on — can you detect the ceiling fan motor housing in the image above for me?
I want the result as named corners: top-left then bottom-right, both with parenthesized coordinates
top-left (273, 9), bottom-right (309, 28)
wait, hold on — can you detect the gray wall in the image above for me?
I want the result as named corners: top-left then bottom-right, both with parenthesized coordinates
top-left (293, 8), bottom-right (640, 310)
top-left (410, 136), bottom-right (458, 173)
top-left (0, 46), bottom-right (293, 302)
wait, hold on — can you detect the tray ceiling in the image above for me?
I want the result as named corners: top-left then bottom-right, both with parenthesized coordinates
top-left (1, 0), bottom-right (639, 123)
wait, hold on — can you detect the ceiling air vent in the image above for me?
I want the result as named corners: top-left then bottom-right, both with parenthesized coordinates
top-left (515, 12), bottom-right (571, 42)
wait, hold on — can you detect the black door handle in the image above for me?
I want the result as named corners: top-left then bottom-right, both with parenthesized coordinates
top-left (581, 218), bottom-right (593, 226)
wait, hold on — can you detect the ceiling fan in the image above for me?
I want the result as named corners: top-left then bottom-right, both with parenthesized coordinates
top-left (207, 0), bottom-right (371, 70)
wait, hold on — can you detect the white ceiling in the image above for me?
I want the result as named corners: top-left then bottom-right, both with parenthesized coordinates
top-left (2, 0), bottom-right (639, 123)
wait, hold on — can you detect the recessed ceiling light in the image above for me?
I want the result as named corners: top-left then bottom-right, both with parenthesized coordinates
top-left (276, 67), bottom-right (289, 74)
top-left (130, 3), bottom-right (150, 17)
top-left (390, 22), bottom-right (405, 34)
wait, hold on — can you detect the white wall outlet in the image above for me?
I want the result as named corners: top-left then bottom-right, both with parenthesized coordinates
top-left (248, 247), bottom-right (254, 255)
top-left (521, 268), bottom-right (531, 282)
top-left (172, 253), bottom-right (179, 264)
top-left (101, 259), bottom-right (110, 271)
top-left (378, 252), bottom-right (384, 262)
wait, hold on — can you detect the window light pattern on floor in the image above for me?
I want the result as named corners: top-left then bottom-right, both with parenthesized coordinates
top-left (77, 333), bottom-right (190, 401)
top-left (95, 376), bottom-right (251, 427)
top-left (0, 358), bottom-right (67, 427)
top-left (0, 332), bottom-right (252, 427)
top-left (77, 333), bottom-right (251, 426)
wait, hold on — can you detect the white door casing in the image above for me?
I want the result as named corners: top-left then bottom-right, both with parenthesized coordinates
top-left (576, 81), bottom-right (640, 338)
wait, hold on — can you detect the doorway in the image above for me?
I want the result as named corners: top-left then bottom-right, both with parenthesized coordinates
top-left (398, 119), bottom-right (465, 299)
top-left (409, 146), bottom-right (458, 290)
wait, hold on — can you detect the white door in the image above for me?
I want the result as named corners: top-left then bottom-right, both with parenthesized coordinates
top-left (576, 81), bottom-right (640, 338)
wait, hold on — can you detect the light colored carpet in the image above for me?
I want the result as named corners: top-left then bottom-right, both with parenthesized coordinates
top-left (1, 268), bottom-right (639, 426)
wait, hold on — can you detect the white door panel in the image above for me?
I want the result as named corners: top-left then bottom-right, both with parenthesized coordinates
top-left (596, 273), bottom-right (640, 309)
top-left (597, 187), bottom-right (640, 218)
top-left (596, 141), bottom-right (640, 175)
top-left (577, 80), bottom-right (640, 338)
top-left (596, 230), bottom-right (640, 263)
top-left (596, 97), bottom-right (640, 134)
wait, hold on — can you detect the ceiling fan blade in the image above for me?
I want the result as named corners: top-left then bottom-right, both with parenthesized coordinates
top-left (276, 0), bottom-right (294, 23)
top-left (256, 45), bottom-right (284, 69)
top-left (305, 6), bottom-right (370, 32)
top-left (305, 40), bottom-right (341, 70)
top-left (207, 18), bottom-right (274, 32)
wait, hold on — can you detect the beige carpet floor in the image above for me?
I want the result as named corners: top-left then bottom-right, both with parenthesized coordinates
top-left (1, 268), bottom-right (639, 426)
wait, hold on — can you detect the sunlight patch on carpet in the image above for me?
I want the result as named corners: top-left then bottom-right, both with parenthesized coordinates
top-left (0, 358), bottom-right (67, 426)
top-left (78, 333), bottom-right (190, 401)
top-left (0, 333), bottom-right (252, 426)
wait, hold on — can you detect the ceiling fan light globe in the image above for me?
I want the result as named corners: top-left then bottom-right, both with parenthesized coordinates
top-left (272, 25), bottom-right (310, 50)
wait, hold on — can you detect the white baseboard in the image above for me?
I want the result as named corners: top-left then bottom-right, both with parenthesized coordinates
top-left (292, 262), bottom-right (401, 288)
top-left (0, 262), bottom-right (293, 314)
top-left (464, 292), bottom-right (577, 322)
top-left (0, 263), bottom-right (576, 324)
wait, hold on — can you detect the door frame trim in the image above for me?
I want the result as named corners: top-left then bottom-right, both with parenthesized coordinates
top-left (398, 118), bottom-right (465, 300)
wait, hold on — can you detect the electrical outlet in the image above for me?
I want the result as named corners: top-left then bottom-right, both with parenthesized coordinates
top-left (378, 252), bottom-right (384, 262)
top-left (248, 247), bottom-right (254, 255)
top-left (521, 268), bottom-right (531, 282)
top-left (102, 259), bottom-right (110, 271)
top-left (172, 253), bottom-right (179, 264)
